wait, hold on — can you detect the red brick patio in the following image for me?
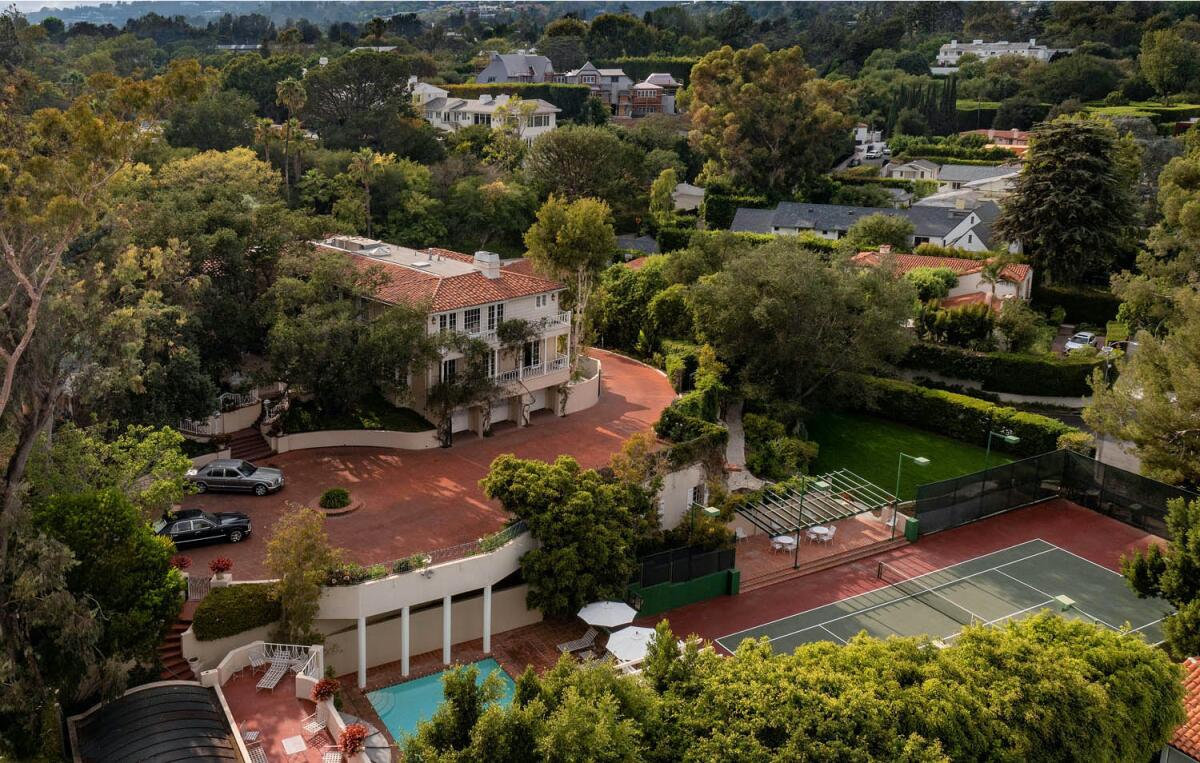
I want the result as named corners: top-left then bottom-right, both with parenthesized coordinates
top-left (183, 350), bottom-right (675, 578)
top-left (736, 512), bottom-right (903, 583)
top-left (222, 672), bottom-right (328, 763)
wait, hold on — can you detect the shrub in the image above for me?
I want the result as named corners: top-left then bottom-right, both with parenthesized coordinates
top-left (905, 267), bottom-right (958, 301)
top-left (1057, 430), bottom-right (1096, 455)
top-left (170, 554), bottom-right (192, 570)
top-left (393, 553), bottom-right (429, 574)
top-left (742, 412), bottom-right (818, 480)
top-left (1031, 283), bottom-right (1122, 325)
top-left (319, 487), bottom-right (351, 509)
top-left (855, 376), bottom-right (1078, 456)
top-left (209, 557), bottom-right (233, 575)
top-left (661, 339), bottom-right (700, 391)
top-left (325, 561), bottom-right (372, 586)
top-left (902, 343), bottom-right (1100, 397)
top-left (701, 192), bottom-right (770, 229)
top-left (340, 723), bottom-right (369, 755)
top-left (193, 583), bottom-right (281, 641)
top-left (311, 677), bottom-right (340, 702)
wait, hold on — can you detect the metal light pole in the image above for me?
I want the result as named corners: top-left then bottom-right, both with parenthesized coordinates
top-left (894, 453), bottom-right (930, 538)
top-left (984, 431), bottom-right (1020, 471)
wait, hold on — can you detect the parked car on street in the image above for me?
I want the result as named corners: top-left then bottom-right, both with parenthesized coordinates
top-left (186, 459), bottom-right (284, 495)
top-left (155, 508), bottom-right (251, 546)
top-left (864, 148), bottom-right (882, 160)
top-left (1064, 332), bottom-right (1098, 354)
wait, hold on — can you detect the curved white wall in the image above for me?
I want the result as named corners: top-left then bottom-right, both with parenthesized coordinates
top-left (270, 428), bottom-right (441, 453)
top-left (562, 356), bottom-right (602, 415)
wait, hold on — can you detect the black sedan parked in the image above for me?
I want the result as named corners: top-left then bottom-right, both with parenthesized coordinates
top-left (156, 508), bottom-right (252, 546)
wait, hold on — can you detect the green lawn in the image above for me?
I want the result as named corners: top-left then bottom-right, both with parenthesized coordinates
top-left (282, 391), bottom-right (434, 433)
top-left (805, 411), bottom-right (1012, 500)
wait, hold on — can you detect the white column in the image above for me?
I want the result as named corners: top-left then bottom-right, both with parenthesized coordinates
top-left (401, 606), bottom-right (410, 677)
top-left (482, 585), bottom-right (493, 654)
top-left (442, 594), bottom-right (452, 665)
top-left (356, 616), bottom-right (367, 689)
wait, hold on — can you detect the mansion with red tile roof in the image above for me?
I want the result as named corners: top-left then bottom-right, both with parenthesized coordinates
top-left (312, 236), bottom-right (574, 435)
top-left (850, 244), bottom-right (1033, 311)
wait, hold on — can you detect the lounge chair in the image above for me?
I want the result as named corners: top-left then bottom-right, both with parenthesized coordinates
top-left (239, 721), bottom-right (260, 745)
top-left (246, 742), bottom-right (268, 763)
top-left (247, 647), bottom-right (268, 675)
top-left (301, 711), bottom-right (328, 742)
top-left (321, 746), bottom-right (343, 763)
top-left (556, 627), bottom-right (598, 654)
top-left (256, 661), bottom-right (287, 692)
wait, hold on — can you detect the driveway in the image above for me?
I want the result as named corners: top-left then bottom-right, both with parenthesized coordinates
top-left (179, 350), bottom-right (676, 579)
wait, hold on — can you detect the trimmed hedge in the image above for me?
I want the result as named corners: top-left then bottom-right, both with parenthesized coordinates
top-left (654, 388), bottom-right (728, 469)
top-left (193, 583), bottom-right (281, 641)
top-left (902, 343), bottom-right (1101, 397)
top-left (1031, 283), bottom-right (1122, 326)
top-left (657, 227), bottom-right (782, 252)
top-left (702, 192), bottom-right (770, 229)
top-left (447, 82), bottom-right (592, 120)
top-left (856, 376), bottom-right (1078, 457)
top-left (595, 56), bottom-right (700, 84)
top-left (661, 339), bottom-right (700, 392)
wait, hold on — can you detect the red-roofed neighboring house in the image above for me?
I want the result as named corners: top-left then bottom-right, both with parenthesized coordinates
top-left (312, 236), bottom-right (572, 436)
top-left (959, 128), bottom-right (1031, 157)
top-left (850, 244), bottom-right (1033, 312)
top-left (1167, 658), bottom-right (1200, 762)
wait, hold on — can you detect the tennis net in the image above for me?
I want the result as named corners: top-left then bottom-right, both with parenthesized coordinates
top-left (876, 561), bottom-right (986, 629)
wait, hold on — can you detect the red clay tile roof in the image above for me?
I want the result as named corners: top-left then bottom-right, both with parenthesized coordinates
top-left (851, 251), bottom-right (1031, 283)
top-left (501, 257), bottom-right (540, 276)
top-left (1173, 658), bottom-right (1200, 758)
top-left (939, 291), bottom-right (1009, 313)
top-left (625, 256), bottom-right (649, 270)
top-left (340, 247), bottom-right (563, 312)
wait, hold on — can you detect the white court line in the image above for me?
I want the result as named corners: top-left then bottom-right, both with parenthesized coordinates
top-left (993, 569), bottom-right (1120, 631)
top-left (818, 625), bottom-right (848, 644)
top-left (717, 539), bottom-right (1054, 645)
top-left (760, 547), bottom-right (1060, 646)
top-left (940, 599), bottom-right (1058, 642)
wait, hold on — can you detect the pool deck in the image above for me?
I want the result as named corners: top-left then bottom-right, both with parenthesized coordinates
top-left (222, 671), bottom-right (329, 763)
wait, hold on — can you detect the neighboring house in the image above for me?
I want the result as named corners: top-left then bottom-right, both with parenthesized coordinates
top-left (936, 38), bottom-right (1070, 65)
top-left (351, 45), bottom-right (398, 53)
top-left (556, 61), bottom-right (634, 116)
top-left (411, 79), bottom-right (559, 143)
top-left (850, 244), bottom-right (1033, 310)
top-left (476, 50), bottom-right (555, 83)
top-left (312, 236), bottom-right (573, 436)
top-left (1163, 657), bottom-right (1200, 762)
top-left (729, 200), bottom-right (1007, 252)
top-left (673, 182), bottom-right (705, 212)
top-left (616, 234), bottom-right (660, 255)
top-left (885, 160), bottom-right (1020, 194)
top-left (215, 43), bottom-right (262, 51)
top-left (886, 159), bottom-right (941, 181)
top-left (960, 127), bottom-right (1032, 156)
top-left (854, 123), bottom-right (883, 149)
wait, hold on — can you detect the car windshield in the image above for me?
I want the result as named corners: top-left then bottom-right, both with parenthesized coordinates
top-left (152, 519), bottom-right (167, 533)
top-left (237, 461), bottom-right (256, 476)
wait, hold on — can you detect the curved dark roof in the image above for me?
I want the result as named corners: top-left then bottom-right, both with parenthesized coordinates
top-left (73, 684), bottom-right (236, 763)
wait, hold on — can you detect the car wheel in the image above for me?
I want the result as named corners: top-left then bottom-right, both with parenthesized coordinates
top-left (228, 530), bottom-right (244, 543)
top-left (253, 484), bottom-right (267, 496)
top-left (195, 482), bottom-right (208, 493)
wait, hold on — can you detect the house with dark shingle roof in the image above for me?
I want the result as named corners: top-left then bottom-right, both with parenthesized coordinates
top-left (312, 236), bottom-right (573, 436)
top-left (729, 200), bottom-right (1009, 252)
top-left (476, 51), bottom-right (555, 83)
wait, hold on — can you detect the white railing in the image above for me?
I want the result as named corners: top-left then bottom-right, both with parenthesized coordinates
top-left (179, 414), bottom-right (221, 436)
top-left (492, 355), bottom-right (569, 385)
top-left (458, 311), bottom-right (572, 344)
top-left (218, 389), bottom-right (259, 411)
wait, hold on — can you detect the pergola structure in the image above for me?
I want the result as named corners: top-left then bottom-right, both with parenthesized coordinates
top-left (737, 469), bottom-right (897, 538)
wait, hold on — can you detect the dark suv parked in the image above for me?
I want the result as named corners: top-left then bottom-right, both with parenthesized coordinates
top-left (156, 508), bottom-right (251, 546)
top-left (186, 459), bottom-right (284, 496)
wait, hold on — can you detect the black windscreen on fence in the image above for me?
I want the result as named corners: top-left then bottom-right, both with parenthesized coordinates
top-left (913, 450), bottom-right (1196, 538)
top-left (636, 546), bottom-right (735, 588)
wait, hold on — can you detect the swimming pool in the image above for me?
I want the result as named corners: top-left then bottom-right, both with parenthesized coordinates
top-left (365, 658), bottom-right (516, 740)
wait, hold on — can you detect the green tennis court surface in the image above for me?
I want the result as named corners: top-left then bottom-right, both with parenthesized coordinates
top-left (717, 539), bottom-right (1172, 654)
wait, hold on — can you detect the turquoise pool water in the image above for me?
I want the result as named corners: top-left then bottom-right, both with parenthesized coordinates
top-left (366, 658), bottom-right (516, 740)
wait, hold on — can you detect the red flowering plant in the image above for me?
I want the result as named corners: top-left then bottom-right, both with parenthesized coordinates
top-left (340, 723), bottom-right (369, 755)
top-left (209, 557), bottom-right (234, 575)
top-left (311, 677), bottom-right (340, 703)
top-left (170, 555), bottom-right (192, 570)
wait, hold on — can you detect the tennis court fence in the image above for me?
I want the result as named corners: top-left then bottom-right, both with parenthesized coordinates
top-left (635, 545), bottom-right (736, 588)
top-left (913, 450), bottom-right (1197, 538)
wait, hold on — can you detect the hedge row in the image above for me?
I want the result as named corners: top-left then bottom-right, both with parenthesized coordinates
top-left (902, 343), bottom-right (1101, 397)
top-left (832, 173), bottom-right (919, 192)
top-left (894, 153), bottom-right (1010, 166)
top-left (702, 192), bottom-right (770, 229)
top-left (193, 583), bottom-right (281, 641)
top-left (445, 82), bottom-right (593, 120)
top-left (856, 376), bottom-right (1078, 457)
top-left (1031, 283), bottom-right (1122, 326)
top-left (595, 56), bottom-right (700, 84)
top-left (657, 227), bottom-right (780, 252)
top-left (661, 339), bottom-right (700, 392)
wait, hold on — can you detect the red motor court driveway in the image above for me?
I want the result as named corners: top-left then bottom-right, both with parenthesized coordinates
top-left (183, 350), bottom-right (675, 579)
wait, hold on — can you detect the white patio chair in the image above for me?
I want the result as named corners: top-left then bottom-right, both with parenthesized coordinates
top-left (239, 721), bottom-right (260, 745)
top-left (819, 526), bottom-right (837, 545)
top-left (556, 627), bottom-right (598, 654)
top-left (734, 527), bottom-right (748, 543)
top-left (301, 711), bottom-right (327, 742)
top-left (256, 661), bottom-right (287, 692)
top-left (246, 741), bottom-right (268, 763)
top-left (321, 746), bottom-right (344, 763)
top-left (247, 647), bottom-right (269, 675)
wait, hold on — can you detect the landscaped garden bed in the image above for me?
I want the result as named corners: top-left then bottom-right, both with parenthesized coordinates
top-left (281, 391), bottom-right (434, 433)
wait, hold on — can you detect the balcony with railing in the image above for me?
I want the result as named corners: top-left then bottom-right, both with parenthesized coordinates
top-left (493, 354), bottom-right (569, 385)
top-left (458, 310), bottom-right (572, 344)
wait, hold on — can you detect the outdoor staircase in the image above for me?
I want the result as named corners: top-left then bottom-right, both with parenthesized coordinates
top-left (158, 614), bottom-right (193, 680)
top-left (739, 537), bottom-right (910, 594)
top-left (229, 427), bottom-right (273, 462)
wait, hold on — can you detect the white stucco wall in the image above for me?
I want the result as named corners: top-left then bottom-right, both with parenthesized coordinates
top-left (269, 428), bottom-right (441, 453)
top-left (657, 463), bottom-right (707, 531)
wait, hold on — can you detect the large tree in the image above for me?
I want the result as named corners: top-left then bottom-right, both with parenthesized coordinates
top-left (1139, 29), bottom-right (1200, 103)
top-left (522, 126), bottom-right (644, 213)
top-left (688, 45), bottom-right (854, 197)
top-left (690, 239), bottom-right (915, 404)
top-left (1122, 496), bottom-right (1200, 660)
top-left (995, 116), bottom-right (1139, 285)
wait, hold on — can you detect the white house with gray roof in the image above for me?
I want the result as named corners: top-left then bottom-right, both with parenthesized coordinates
top-left (886, 160), bottom-right (1020, 196)
top-left (476, 51), bottom-right (555, 83)
top-left (411, 80), bottom-right (559, 143)
top-left (729, 200), bottom-right (1009, 252)
top-left (936, 39), bottom-right (1070, 65)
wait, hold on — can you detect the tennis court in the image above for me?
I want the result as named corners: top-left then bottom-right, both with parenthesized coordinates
top-left (716, 539), bottom-right (1172, 654)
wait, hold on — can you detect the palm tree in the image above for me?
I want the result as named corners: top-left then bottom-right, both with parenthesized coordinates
top-left (980, 256), bottom-right (1009, 296)
top-left (275, 78), bottom-right (307, 188)
top-left (347, 149), bottom-right (396, 238)
top-left (253, 118), bottom-right (274, 164)
top-left (365, 17), bottom-right (386, 41)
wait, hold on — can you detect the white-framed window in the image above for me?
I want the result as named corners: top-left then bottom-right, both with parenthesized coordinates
top-left (463, 308), bottom-right (481, 333)
top-left (441, 358), bottom-right (457, 382)
top-left (582, 74), bottom-right (596, 83)
top-left (523, 339), bottom-right (540, 367)
top-left (535, 294), bottom-right (548, 308)
top-left (487, 303), bottom-right (504, 330)
top-left (688, 483), bottom-right (707, 506)
top-left (438, 313), bottom-right (457, 333)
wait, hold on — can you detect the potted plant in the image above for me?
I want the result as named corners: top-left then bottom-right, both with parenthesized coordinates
top-left (209, 557), bottom-right (234, 581)
top-left (311, 677), bottom-right (340, 703)
top-left (340, 723), bottom-right (369, 756)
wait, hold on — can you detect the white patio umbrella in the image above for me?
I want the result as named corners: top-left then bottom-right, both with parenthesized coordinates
top-left (605, 626), bottom-right (656, 663)
top-left (577, 601), bottom-right (638, 629)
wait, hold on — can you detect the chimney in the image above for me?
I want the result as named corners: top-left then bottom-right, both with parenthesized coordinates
top-left (955, 198), bottom-right (967, 210)
top-left (878, 244), bottom-right (893, 255)
top-left (1030, 38), bottom-right (1036, 46)
top-left (474, 250), bottom-right (501, 279)
top-left (950, 39), bottom-right (957, 45)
